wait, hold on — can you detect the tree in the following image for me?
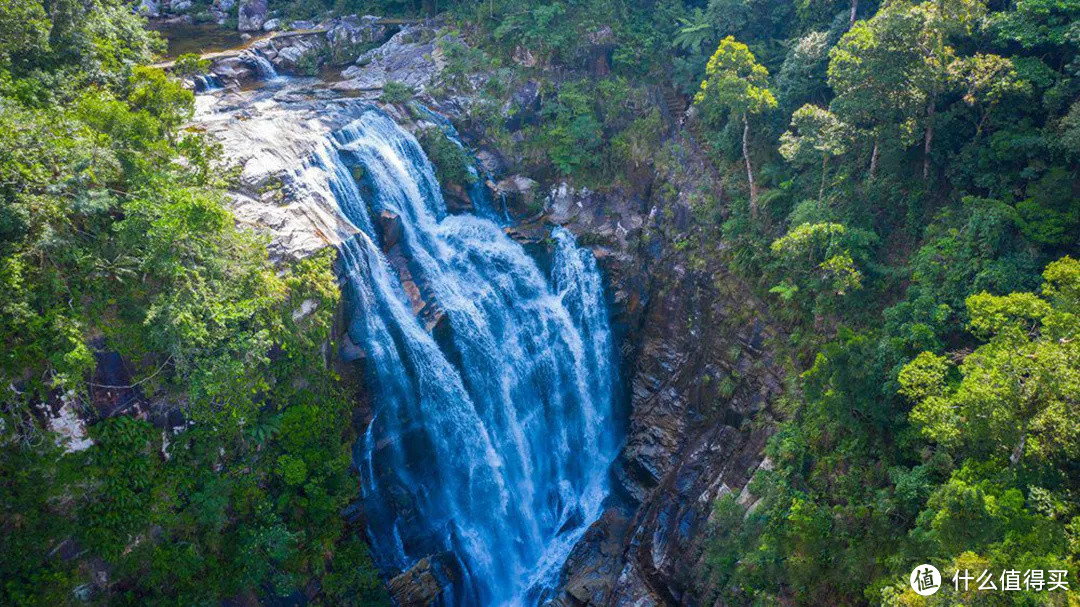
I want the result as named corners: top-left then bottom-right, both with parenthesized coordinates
top-left (694, 36), bottom-right (777, 217)
top-left (829, 0), bottom-right (992, 180)
top-left (0, 0), bottom-right (49, 68)
top-left (779, 104), bottom-right (850, 200)
top-left (828, 4), bottom-right (926, 178)
top-left (951, 53), bottom-right (1027, 137)
top-left (770, 222), bottom-right (874, 298)
top-left (910, 0), bottom-right (987, 180)
top-left (900, 256), bottom-right (1080, 466)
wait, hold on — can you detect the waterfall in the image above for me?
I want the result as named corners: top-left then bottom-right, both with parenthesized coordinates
top-left (301, 108), bottom-right (618, 605)
top-left (244, 53), bottom-right (279, 80)
top-left (193, 74), bottom-right (222, 93)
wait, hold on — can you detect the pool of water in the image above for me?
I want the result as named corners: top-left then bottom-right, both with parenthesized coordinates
top-left (150, 21), bottom-right (254, 59)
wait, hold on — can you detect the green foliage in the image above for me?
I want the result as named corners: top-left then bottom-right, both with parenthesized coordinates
top-left (0, 7), bottom-right (387, 605)
top-left (541, 80), bottom-right (605, 176)
top-left (417, 126), bottom-right (477, 187)
top-left (903, 257), bottom-right (1080, 465)
top-left (673, 8), bottom-right (713, 54)
top-left (694, 36), bottom-right (778, 122)
top-left (381, 80), bottom-right (416, 104)
top-left (172, 52), bottom-right (211, 77)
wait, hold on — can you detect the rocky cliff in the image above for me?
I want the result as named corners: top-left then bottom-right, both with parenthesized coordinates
top-left (534, 146), bottom-right (786, 606)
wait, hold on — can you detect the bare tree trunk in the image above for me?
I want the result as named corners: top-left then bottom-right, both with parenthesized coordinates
top-left (742, 113), bottom-right (758, 218)
top-left (923, 101), bottom-right (935, 180)
top-left (1010, 427), bottom-right (1026, 467)
top-left (869, 138), bottom-right (879, 180)
top-left (820, 153), bottom-right (828, 201)
top-left (849, 0), bottom-right (858, 27)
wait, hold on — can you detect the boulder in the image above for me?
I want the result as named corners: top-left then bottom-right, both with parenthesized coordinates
top-left (262, 18), bottom-right (280, 31)
top-left (327, 14), bottom-right (388, 50)
top-left (378, 210), bottom-right (403, 250)
top-left (210, 56), bottom-right (255, 83)
top-left (273, 45), bottom-right (304, 71)
top-left (475, 149), bottom-right (505, 175)
top-left (550, 508), bottom-right (631, 606)
top-left (496, 174), bottom-right (537, 196)
top-left (495, 175), bottom-right (537, 215)
top-left (237, 0), bottom-right (267, 31)
top-left (137, 0), bottom-right (159, 17)
top-left (171, 0), bottom-right (193, 12)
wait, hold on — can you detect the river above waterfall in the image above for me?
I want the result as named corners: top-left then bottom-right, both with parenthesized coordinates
top-left (193, 83), bottom-right (623, 606)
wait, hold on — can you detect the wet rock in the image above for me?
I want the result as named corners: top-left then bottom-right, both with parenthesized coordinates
top-left (237, 0), bottom-right (267, 31)
top-left (387, 556), bottom-right (450, 606)
top-left (209, 56), bottom-right (254, 83)
top-left (551, 508), bottom-right (631, 606)
top-left (189, 91), bottom-right (370, 262)
top-left (379, 210), bottom-right (403, 250)
top-left (442, 183), bottom-right (474, 214)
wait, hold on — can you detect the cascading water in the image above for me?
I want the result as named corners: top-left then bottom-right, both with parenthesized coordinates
top-left (243, 52), bottom-right (279, 80)
top-left (300, 108), bottom-right (619, 605)
top-left (193, 74), bottom-right (222, 93)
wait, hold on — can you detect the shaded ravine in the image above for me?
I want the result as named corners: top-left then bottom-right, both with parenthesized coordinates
top-left (299, 108), bottom-right (620, 605)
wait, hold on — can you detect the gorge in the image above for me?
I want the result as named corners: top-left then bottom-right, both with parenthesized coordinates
top-left (7, 2), bottom-right (1073, 605)
top-left (188, 44), bottom-right (781, 601)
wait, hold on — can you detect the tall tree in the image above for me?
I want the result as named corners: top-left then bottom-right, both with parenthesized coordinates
top-left (780, 104), bottom-right (850, 200)
top-left (694, 35), bottom-right (777, 217)
top-left (912, 0), bottom-right (986, 180)
top-left (828, 4), bottom-right (926, 179)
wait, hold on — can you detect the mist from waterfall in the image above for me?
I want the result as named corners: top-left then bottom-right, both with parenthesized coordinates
top-left (299, 108), bottom-right (618, 605)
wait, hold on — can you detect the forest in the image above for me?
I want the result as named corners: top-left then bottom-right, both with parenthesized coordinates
top-left (1, 0), bottom-right (1078, 605)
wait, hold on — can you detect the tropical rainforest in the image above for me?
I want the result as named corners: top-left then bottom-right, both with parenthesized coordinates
top-left (0, 0), bottom-right (1078, 605)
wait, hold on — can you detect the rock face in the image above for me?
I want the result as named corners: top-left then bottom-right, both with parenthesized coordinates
top-left (336, 27), bottom-right (446, 93)
top-left (237, 0), bottom-right (267, 32)
top-left (189, 88), bottom-right (369, 261)
top-left (523, 133), bottom-right (786, 605)
top-left (327, 14), bottom-right (388, 50)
